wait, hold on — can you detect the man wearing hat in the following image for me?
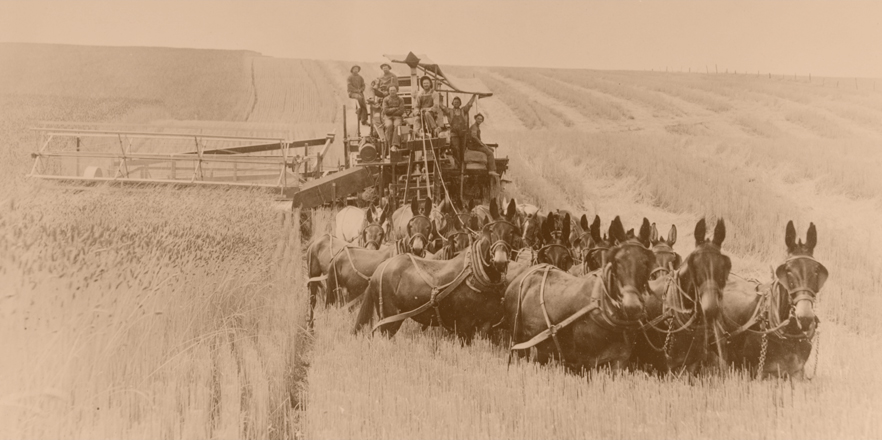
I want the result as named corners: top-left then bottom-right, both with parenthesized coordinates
top-left (414, 75), bottom-right (441, 137)
top-left (382, 86), bottom-right (405, 153)
top-left (347, 65), bottom-right (368, 125)
top-left (440, 94), bottom-right (477, 160)
top-left (468, 113), bottom-right (498, 176)
top-left (372, 63), bottom-right (399, 99)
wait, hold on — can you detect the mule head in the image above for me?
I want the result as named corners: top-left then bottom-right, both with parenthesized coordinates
top-left (361, 205), bottom-right (387, 250)
top-left (537, 212), bottom-right (574, 271)
top-left (649, 222), bottom-right (682, 279)
top-left (481, 198), bottom-right (520, 272)
top-left (572, 214), bottom-right (592, 262)
top-left (779, 221), bottom-right (826, 331)
top-left (606, 216), bottom-right (654, 319)
top-left (406, 197), bottom-right (435, 257)
top-left (682, 218), bottom-right (731, 321)
top-left (576, 215), bottom-right (610, 272)
top-left (521, 210), bottom-right (543, 249)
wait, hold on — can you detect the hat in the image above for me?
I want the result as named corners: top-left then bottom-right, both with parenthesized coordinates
top-left (380, 63), bottom-right (392, 70)
top-left (474, 113), bottom-right (485, 120)
top-left (350, 65), bottom-right (361, 73)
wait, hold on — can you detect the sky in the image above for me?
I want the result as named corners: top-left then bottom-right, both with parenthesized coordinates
top-left (1, 0), bottom-right (880, 78)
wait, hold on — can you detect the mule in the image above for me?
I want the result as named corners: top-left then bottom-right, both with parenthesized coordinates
top-left (390, 197), bottom-right (437, 256)
top-left (305, 233), bottom-right (355, 329)
top-left (531, 212), bottom-right (574, 271)
top-left (426, 215), bottom-right (476, 261)
top-left (625, 222), bottom-right (683, 374)
top-left (720, 221), bottom-right (825, 379)
top-left (335, 204), bottom-right (387, 244)
top-left (518, 204), bottom-right (545, 249)
top-left (503, 217), bottom-right (655, 373)
top-left (358, 204), bottom-right (391, 250)
top-left (649, 223), bottom-right (680, 280)
top-left (651, 219), bottom-right (731, 376)
top-left (325, 197), bottom-right (436, 308)
top-left (352, 198), bottom-right (520, 343)
top-left (568, 215), bottom-right (614, 277)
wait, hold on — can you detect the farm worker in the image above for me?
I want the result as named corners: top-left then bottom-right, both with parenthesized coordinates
top-left (373, 63), bottom-right (399, 99)
top-left (382, 86), bottom-right (406, 153)
top-left (347, 65), bottom-right (368, 125)
top-left (440, 94), bottom-right (477, 161)
top-left (348, 65), bottom-right (368, 125)
top-left (468, 113), bottom-right (498, 176)
top-left (414, 75), bottom-right (441, 137)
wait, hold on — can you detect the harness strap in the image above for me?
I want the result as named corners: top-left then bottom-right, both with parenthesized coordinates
top-left (341, 246), bottom-right (373, 281)
top-left (536, 266), bottom-right (564, 359)
top-left (371, 254), bottom-right (472, 333)
top-left (511, 301), bottom-right (599, 351)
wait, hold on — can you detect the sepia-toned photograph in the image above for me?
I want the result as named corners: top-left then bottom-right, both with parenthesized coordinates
top-left (1, 1), bottom-right (880, 438)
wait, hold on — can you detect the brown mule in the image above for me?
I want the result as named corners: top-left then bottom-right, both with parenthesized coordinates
top-left (533, 212), bottom-right (575, 271)
top-left (649, 223), bottom-right (681, 280)
top-left (305, 233), bottom-right (355, 329)
top-left (325, 197), bottom-right (436, 310)
top-left (426, 215), bottom-right (475, 261)
top-left (568, 215), bottom-right (615, 277)
top-left (352, 198), bottom-right (520, 343)
top-left (504, 217), bottom-right (655, 373)
top-left (653, 219), bottom-right (731, 376)
top-left (720, 221), bottom-right (826, 379)
top-left (627, 221), bottom-right (683, 374)
top-left (359, 204), bottom-right (391, 250)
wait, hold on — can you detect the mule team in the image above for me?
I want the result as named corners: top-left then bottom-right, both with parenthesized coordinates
top-left (306, 198), bottom-right (826, 379)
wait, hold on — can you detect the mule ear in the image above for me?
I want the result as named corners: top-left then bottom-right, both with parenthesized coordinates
top-left (650, 223), bottom-right (659, 244)
top-left (785, 220), bottom-right (796, 251)
top-left (410, 197), bottom-right (420, 216)
top-left (506, 198), bottom-right (517, 221)
top-left (610, 216), bottom-right (628, 244)
top-left (366, 207), bottom-right (374, 224)
top-left (562, 213), bottom-right (571, 244)
top-left (489, 198), bottom-right (500, 220)
top-left (638, 218), bottom-right (652, 247)
top-left (712, 218), bottom-right (726, 248)
top-left (591, 215), bottom-right (602, 243)
top-left (468, 199), bottom-right (475, 211)
top-left (482, 215), bottom-right (490, 228)
top-left (668, 225), bottom-right (677, 246)
top-left (806, 222), bottom-right (817, 252)
top-left (626, 228), bottom-right (635, 239)
top-left (580, 214), bottom-right (589, 232)
top-left (540, 214), bottom-right (552, 243)
top-left (695, 218), bottom-right (707, 246)
top-left (424, 197), bottom-right (433, 216)
top-left (379, 205), bottom-right (388, 225)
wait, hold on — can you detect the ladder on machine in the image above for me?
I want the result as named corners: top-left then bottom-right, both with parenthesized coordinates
top-left (400, 134), bottom-right (442, 206)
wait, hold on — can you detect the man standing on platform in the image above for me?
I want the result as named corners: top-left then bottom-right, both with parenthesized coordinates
top-left (347, 65), bottom-right (368, 126)
top-left (440, 94), bottom-right (477, 161)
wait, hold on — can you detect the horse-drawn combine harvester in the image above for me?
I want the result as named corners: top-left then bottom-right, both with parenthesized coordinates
top-left (27, 52), bottom-right (825, 381)
top-left (27, 52), bottom-right (508, 215)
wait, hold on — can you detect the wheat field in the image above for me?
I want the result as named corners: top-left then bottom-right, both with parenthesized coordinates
top-left (2, 43), bottom-right (881, 439)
